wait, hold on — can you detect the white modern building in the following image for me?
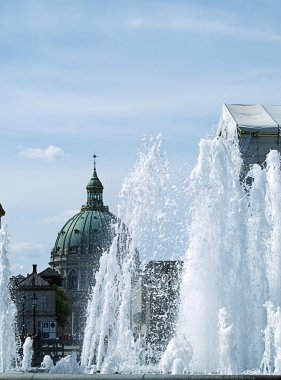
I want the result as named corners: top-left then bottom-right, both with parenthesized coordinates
top-left (218, 104), bottom-right (281, 176)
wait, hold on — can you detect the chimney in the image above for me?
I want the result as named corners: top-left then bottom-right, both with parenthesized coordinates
top-left (32, 264), bottom-right (37, 274)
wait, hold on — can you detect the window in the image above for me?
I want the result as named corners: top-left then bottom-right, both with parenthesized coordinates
top-left (37, 296), bottom-right (47, 311)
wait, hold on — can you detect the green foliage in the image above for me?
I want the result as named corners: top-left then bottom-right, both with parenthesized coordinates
top-left (53, 285), bottom-right (70, 328)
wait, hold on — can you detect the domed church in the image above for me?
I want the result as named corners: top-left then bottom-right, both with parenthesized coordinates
top-left (49, 157), bottom-right (116, 334)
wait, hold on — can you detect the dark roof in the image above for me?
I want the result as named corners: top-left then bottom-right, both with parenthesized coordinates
top-left (39, 267), bottom-right (62, 278)
top-left (39, 267), bottom-right (63, 286)
top-left (17, 272), bottom-right (51, 288)
top-left (0, 204), bottom-right (5, 217)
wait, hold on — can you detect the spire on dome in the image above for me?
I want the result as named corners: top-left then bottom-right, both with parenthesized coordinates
top-left (93, 153), bottom-right (98, 177)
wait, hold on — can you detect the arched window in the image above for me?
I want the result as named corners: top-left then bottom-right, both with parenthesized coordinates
top-left (68, 270), bottom-right (78, 290)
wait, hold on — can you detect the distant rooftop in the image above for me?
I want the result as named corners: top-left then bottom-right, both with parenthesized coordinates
top-left (218, 104), bottom-right (281, 176)
top-left (220, 104), bottom-right (281, 134)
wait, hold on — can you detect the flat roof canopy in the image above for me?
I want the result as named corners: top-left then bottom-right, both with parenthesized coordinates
top-left (219, 104), bottom-right (281, 135)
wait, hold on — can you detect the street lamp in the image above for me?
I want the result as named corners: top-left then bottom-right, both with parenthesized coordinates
top-left (21, 295), bottom-right (26, 336)
top-left (31, 292), bottom-right (37, 336)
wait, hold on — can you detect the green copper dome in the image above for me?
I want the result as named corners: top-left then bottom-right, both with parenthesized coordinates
top-left (50, 160), bottom-right (116, 258)
top-left (52, 209), bottom-right (115, 256)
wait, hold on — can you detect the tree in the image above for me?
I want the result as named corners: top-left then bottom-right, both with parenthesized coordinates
top-left (53, 285), bottom-right (70, 330)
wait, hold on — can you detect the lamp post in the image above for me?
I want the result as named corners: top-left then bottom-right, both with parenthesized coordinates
top-left (21, 295), bottom-right (26, 336)
top-left (31, 292), bottom-right (37, 336)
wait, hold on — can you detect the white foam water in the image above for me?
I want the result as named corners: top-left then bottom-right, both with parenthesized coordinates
top-left (0, 223), bottom-right (18, 372)
top-left (49, 352), bottom-right (82, 374)
top-left (37, 132), bottom-right (281, 375)
top-left (41, 355), bottom-right (54, 370)
top-left (21, 337), bottom-right (33, 371)
top-left (162, 137), bottom-right (281, 374)
top-left (81, 135), bottom-right (184, 373)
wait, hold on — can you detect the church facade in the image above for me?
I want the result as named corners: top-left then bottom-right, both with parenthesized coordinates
top-left (49, 159), bottom-right (182, 347)
top-left (49, 159), bottom-right (116, 334)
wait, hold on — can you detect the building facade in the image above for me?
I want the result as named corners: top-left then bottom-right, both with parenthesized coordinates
top-left (13, 265), bottom-right (59, 338)
top-left (49, 161), bottom-right (117, 334)
top-left (132, 260), bottom-right (183, 359)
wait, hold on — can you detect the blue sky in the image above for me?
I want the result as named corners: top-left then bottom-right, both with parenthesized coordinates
top-left (1, 0), bottom-right (281, 275)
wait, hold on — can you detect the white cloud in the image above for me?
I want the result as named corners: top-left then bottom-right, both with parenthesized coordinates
top-left (18, 145), bottom-right (65, 160)
top-left (42, 209), bottom-right (79, 225)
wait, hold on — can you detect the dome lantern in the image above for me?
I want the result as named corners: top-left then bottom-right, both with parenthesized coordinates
top-left (86, 154), bottom-right (104, 209)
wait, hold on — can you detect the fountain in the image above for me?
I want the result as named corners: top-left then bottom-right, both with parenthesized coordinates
top-left (81, 132), bottom-right (281, 375)
top-left (2, 128), bottom-right (281, 378)
top-left (161, 138), bottom-right (281, 374)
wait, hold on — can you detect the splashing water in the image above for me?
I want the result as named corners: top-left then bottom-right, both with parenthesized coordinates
top-left (0, 224), bottom-right (18, 372)
top-left (81, 135), bottom-right (185, 373)
top-left (21, 337), bottom-right (33, 371)
top-left (159, 336), bottom-right (192, 374)
top-left (117, 134), bottom-right (185, 262)
top-left (82, 133), bottom-right (281, 374)
top-left (50, 352), bottom-right (82, 374)
top-left (41, 355), bottom-right (54, 370)
top-left (162, 136), bottom-right (281, 374)
top-left (218, 307), bottom-right (236, 374)
top-left (164, 137), bottom-right (245, 373)
top-left (6, 130), bottom-right (279, 375)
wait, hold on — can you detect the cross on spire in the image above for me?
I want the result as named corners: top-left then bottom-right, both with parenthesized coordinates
top-left (92, 153), bottom-right (99, 170)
